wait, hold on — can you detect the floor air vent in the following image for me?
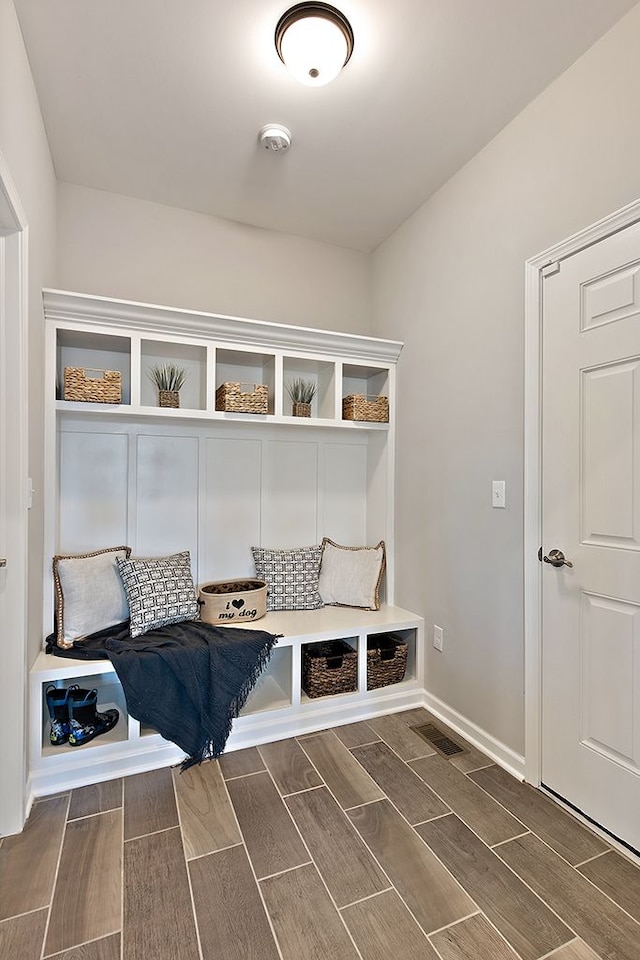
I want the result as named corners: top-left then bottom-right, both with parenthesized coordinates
top-left (412, 722), bottom-right (466, 758)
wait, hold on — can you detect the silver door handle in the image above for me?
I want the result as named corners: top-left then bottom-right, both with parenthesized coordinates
top-left (543, 548), bottom-right (573, 568)
top-left (0, 559), bottom-right (6, 567)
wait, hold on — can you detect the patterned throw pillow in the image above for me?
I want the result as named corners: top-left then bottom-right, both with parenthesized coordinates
top-left (116, 550), bottom-right (199, 638)
top-left (318, 539), bottom-right (386, 610)
top-left (53, 545), bottom-right (132, 649)
top-left (251, 545), bottom-right (324, 611)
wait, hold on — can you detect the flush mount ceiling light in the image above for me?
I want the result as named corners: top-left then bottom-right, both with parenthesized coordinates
top-left (275, 2), bottom-right (354, 87)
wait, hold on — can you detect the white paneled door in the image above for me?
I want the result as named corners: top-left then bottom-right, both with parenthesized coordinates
top-left (542, 221), bottom-right (640, 852)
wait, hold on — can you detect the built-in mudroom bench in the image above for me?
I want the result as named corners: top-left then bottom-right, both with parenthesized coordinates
top-left (30, 289), bottom-right (424, 797)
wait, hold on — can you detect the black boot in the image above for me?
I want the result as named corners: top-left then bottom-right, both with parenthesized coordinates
top-left (45, 684), bottom-right (81, 745)
top-left (68, 689), bottom-right (119, 747)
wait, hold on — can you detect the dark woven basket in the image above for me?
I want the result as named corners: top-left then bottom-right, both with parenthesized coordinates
top-left (302, 639), bottom-right (358, 698)
top-left (367, 634), bottom-right (408, 690)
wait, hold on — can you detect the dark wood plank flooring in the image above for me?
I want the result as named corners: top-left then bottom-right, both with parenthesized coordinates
top-left (470, 764), bottom-right (608, 864)
top-left (172, 761), bottom-right (240, 859)
top-left (351, 740), bottom-right (449, 823)
top-left (189, 844), bottom-right (280, 960)
top-left (285, 786), bottom-right (389, 907)
top-left (2, 708), bottom-right (640, 959)
top-left (45, 810), bottom-right (122, 956)
top-left (416, 814), bottom-right (572, 960)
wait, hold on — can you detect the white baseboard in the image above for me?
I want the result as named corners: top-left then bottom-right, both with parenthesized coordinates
top-left (28, 687), bottom-right (523, 799)
top-left (421, 692), bottom-right (525, 780)
top-left (28, 740), bottom-right (185, 799)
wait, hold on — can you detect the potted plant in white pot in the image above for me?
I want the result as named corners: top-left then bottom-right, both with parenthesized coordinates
top-left (148, 363), bottom-right (188, 408)
top-left (286, 378), bottom-right (317, 417)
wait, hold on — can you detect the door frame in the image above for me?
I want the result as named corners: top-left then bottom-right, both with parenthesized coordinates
top-left (0, 149), bottom-right (29, 836)
top-left (524, 196), bottom-right (640, 787)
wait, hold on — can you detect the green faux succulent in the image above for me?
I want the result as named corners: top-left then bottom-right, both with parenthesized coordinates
top-left (148, 363), bottom-right (187, 392)
top-left (286, 378), bottom-right (317, 404)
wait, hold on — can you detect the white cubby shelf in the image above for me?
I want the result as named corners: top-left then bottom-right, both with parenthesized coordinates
top-left (32, 289), bottom-right (424, 799)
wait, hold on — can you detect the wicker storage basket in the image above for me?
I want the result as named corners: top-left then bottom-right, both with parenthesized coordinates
top-left (216, 381), bottom-right (268, 414)
top-left (367, 634), bottom-right (408, 690)
top-left (342, 394), bottom-right (389, 423)
top-left (302, 639), bottom-right (358, 698)
top-left (198, 578), bottom-right (267, 625)
top-left (63, 367), bottom-right (121, 404)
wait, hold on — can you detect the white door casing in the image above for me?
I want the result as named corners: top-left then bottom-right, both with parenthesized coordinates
top-left (0, 152), bottom-right (29, 837)
top-left (525, 198), bottom-right (640, 853)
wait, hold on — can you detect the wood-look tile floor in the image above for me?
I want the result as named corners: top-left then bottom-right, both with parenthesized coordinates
top-left (2, 708), bottom-right (640, 960)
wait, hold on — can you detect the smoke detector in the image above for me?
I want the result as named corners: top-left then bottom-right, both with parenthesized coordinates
top-left (259, 124), bottom-right (292, 153)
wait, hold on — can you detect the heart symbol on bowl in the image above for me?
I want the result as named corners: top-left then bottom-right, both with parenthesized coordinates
top-left (232, 598), bottom-right (245, 610)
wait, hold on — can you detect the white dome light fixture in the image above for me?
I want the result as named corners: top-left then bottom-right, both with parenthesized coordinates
top-left (275, 3), bottom-right (354, 87)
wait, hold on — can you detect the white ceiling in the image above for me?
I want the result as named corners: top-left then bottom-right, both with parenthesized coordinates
top-left (14, 0), bottom-right (638, 252)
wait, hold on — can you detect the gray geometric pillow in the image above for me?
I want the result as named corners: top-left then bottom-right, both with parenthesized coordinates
top-left (251, 545), bottom-right (324, 611)
top-left (116, 550), bottom-right (199, 638)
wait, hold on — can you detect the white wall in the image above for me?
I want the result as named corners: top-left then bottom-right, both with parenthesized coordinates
top-left (0, 0), bottom-right (56, 831)
top-left (57, 183), bottom-right (371, 334)
top-left (0, 0), bottom-right (57, 665)
top-left (372, 4), bottom-right (640, 757)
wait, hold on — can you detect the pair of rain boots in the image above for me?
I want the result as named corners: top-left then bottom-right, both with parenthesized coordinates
top-left (45, 684), bottom-right (119, 747)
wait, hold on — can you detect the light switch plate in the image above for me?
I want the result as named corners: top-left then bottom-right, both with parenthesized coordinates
top-left (492, 480), bottom-right (506, 508)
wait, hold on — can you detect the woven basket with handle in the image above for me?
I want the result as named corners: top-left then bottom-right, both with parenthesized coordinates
top-left (367, 634), bottom-right (408, 690)
top-left (302, 639), bottom-right (358, 698)
top-left (215, 381), bottom-right (268, 414)
top-left (342, 394), bottom-right (389, 423)
top-left (63, 367), bottom-right (121, 404)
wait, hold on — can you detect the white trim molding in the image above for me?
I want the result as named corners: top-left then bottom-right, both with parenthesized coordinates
top-left (423, 692), bottom-right (525, 780)
top-left (524, 196), bottom-right (640, 787)
top-left (43, 288), bottom-right (403, 363)
top-left (0, 149), bottom-right (29, 837)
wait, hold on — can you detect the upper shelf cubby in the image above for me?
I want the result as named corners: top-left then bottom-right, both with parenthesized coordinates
top-left (140, 339), bottom-right (208, 412)
top-left (56, 329), bottom-right (132, 405)
top-left (282, 356), bottom-right (336, 420)
top-left (342, 362), bottom-right (389, 400)
top-left (215, 348), bottom-right (276, 416)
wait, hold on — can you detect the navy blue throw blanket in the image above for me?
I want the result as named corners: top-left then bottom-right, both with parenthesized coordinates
top-left (46, 620), bottom-right (279, 768)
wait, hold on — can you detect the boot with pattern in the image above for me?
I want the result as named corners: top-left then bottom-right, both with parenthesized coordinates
top-left (45, 684), bottom-right (82, 745)
top-left (68, 688), bottom-right (119, 747)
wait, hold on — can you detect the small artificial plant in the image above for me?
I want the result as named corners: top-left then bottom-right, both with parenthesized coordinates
top-left (286, 378), bottom-right (317, 405)
top-left (148, 363), bottom-right (188, 393)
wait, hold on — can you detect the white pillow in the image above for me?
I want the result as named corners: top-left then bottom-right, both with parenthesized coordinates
top-left (318, 539), bottom-right (386, 610)
top-left (53, 546), bottom-right (131, 649)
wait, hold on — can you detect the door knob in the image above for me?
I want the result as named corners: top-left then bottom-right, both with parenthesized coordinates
top-left (543, 548), bottom-right (573, 568)
top-left (0, 559), bottom-right (6, 567)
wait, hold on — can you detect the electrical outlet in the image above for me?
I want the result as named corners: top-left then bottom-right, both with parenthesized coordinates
top-left (433, 624), bottom-right (444, 652)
